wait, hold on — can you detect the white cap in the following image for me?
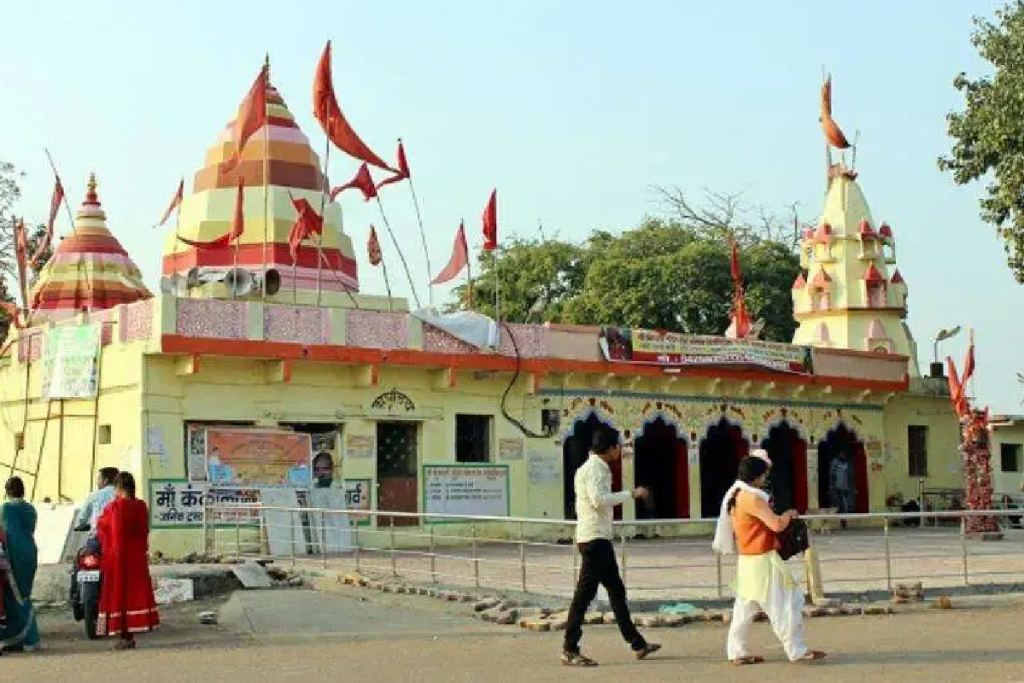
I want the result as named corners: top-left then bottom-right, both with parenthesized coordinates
top-left (752, 448), bottom-right (772, 466)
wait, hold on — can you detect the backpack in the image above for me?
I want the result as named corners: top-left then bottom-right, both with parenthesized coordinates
top-left (777, 517), bottom-right (809, 561)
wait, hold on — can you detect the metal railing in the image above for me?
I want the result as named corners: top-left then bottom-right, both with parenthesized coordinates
top-left (202, 505), bottom-right (1024, 601)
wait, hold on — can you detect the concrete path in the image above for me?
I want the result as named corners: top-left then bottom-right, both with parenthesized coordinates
top-left (6, 586), bottom-right (1024, 682)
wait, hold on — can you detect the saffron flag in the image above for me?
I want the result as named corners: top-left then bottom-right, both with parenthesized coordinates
top-left (313, 41), bottom-right (395, 172)
top-left (177, 176), bottom-right (245, 250)
top-left (431, 222), bottom-right (469, 285)
top-left (482, 189), bottom-right (497, 251)
top-left (726, 238), bottom-right (751, 338)
top-left (287, 194), bottom-right (325, 264)
top-left (221, 64), bottom-right (269, 172)
top-left (30, 176), bottom-right (64, 267)
top-left (156, 178), bottom-right (184, 228)
top-left (961, 341), bottom-right (976, 387)
top-left (946, 356), bottom-right (968, 417)
top-left (13, 219), bottom-right (28, 304)
top-left (367, 225), bottom-right (382, 266)
top-left (330, 163), bottom-right (377, 201)
top-left (729, 238), bottom-right (741, 282)
top-left (375, 140), bottom-right (411, 191)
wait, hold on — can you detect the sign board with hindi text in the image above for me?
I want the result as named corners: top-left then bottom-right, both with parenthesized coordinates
top-left (148, 480), bottom-right (260, 529)
top-left (422, 464), bottom-right (510, 520)
top-left (598, 327), bottom-right (813, 374)
top-left (42, 323), bottom-right (102, 399)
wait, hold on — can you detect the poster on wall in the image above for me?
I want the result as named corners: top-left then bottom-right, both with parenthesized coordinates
top-left (149, 480), bottom-right (260, 528)
top-left (498, 438), bottom-right (525, 461)
top-left (310, 431), bottom-right (341, 489)
top-left (528, 451), bottom-right (560, 486)
top-left (598, 327), bottom-right (813, 374)
top-left (206, 429), bottom-right (313, 488)
top-left (187, 426), bottom-right (208, 483)
top-left (42, 323), bottom-right (102, 399)
top-left (423, 465), bottom-right (509, 518)
top-left (343, 479), bottom-right (372, 526)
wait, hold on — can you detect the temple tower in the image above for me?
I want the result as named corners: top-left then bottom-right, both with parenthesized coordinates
top-left (791, 166), bottom-right (919, 376)
top-left (29, 173), bottom-right (151, 320)
top-left (161, 72), bottom-right (368, 306)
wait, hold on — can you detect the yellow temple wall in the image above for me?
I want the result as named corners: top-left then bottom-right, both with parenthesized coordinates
top-left (881, 391), bottom-right (962, 504)
top-left (990, 422), bottom-right (1024, 496)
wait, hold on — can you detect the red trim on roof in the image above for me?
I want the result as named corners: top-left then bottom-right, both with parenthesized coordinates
top-left (813, 223), bottom-right (832, 244)
top-left (811, 267), bottom-right (832, 289)
top-left (159, 334), bottom-right (910, 392)
top-left (863, 263), bottom-right (886, 283)
top-left (792, 273), bottom-right (807, 290)
top-left (890, 269), bottom-right (904, 285)
top-left (878, 222), bottom-right (893, 238)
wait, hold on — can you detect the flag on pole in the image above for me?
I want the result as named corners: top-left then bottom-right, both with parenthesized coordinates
top-left (220, 64), bottom-right (269, 172)
top-left (431, 222), bottom-right (469, 285)
top-left (313, 41), bottom-right (396, 172)
top-left (367, 225), bottom-right (383, 266)
top-left (375, 140), bottom-right (410, 191)
top-left (482, 189), bottom-right (497, 251)
top-left (330, 163), bottom-right (377, 201)
top-left (962, 333), bottom-right (976, 387)
top-left (725, 238), bottom-right (751, 339)
top-left (156, 178), bottom-right (184, 228)
top-left (287, 194), bottom-right (325, 264)
top-left (177, 176), bottom-right (245, 250)
top-left (30, 176), bottom-right (64, 267)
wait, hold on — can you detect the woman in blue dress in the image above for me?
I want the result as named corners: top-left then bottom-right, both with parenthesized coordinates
top-left (1, 477), bottom-right (40, 652)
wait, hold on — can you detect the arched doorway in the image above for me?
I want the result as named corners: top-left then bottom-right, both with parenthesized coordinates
top-left (817, 423), bottom-right (869, 513)
top-left (699, 417), bottom-right (749, 518)
top-left (562, 413), bottom-right (623, 520)
top-left (633, 417), bottom-right (689, 520)
top-left (761, 422), bottom-right (808, 514)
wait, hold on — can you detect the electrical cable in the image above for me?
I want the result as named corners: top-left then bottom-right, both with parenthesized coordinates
top-left (498, 321), bottom-right (547, 439)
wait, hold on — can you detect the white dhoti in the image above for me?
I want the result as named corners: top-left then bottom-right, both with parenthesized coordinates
top-left (726, 551), bottom-right (808, 662)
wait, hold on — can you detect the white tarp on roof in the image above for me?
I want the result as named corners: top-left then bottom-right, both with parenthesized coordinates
top-left (412, 308), bottom-right (500, 350)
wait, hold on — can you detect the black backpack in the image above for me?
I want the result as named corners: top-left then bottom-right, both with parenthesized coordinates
top-left (777, 517), bottom-right (809, 560)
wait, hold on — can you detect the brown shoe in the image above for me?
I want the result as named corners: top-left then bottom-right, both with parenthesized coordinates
top-left (634, 643), bottom-right (662, 660)
top-left (561, 651), bottom-right (598, 666)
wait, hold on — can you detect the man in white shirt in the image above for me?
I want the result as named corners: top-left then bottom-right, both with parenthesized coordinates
top-left (74, 467), bottom-right (119, 536)
top-left (561, 426), bottom-right (661, 666)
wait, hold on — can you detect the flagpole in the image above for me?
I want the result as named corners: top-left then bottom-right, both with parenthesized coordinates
top-left (44, 149), bottom-right (74, 232)
top-left (172, 189), bottom-right (186, 297)
top-left (464, 218), bottom-right (473, 311)
top-left (261, 54), bottom-right (270, 305)
top-left (316, 141), bottom-right (330, 307)
top-left (380, 250), bottom-right (395, 312)
top-left (374, 196), bottom-right (421, 308)
top-left (400, 139), bottom-right (433, 307)
top-left (493, 245), bottom-right (501, 325)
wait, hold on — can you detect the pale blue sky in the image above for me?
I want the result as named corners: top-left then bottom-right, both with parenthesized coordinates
top-left (1, 1), bottom-right (1020, 410)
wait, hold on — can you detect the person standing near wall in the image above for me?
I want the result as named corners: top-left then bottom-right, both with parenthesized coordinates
top-left (560, 426), bottom-right (661, 667)
top-left (828, 451), bottom-right (854, 529)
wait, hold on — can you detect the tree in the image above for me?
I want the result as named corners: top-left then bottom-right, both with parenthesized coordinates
top-left (0, 161), bottom-right (55, 342)
top-left (449, 213), bottom-right (802, 342)
top-left (939, 1), bottom-right (1024, 282)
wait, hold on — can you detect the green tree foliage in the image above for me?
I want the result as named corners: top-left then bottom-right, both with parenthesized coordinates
top-left (449, 210), bottom-right (802, 342)
top-left (0, 161), bottom-right (56, 342)
top-left (939, 1), bottom-right (1024, 282)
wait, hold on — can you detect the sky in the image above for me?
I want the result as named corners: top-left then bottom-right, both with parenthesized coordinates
top-left (0, 0), bottom-right (1020, 412)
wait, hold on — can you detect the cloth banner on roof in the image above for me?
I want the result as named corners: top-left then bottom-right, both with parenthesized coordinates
top-left (412, 308), bottom-right (500, 350)
top-left (598, 327), bottom-right (813, 374)
top-left (42, 323), bottom-right (102, 399)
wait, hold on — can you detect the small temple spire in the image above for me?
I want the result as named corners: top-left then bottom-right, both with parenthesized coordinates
top-left (85, 172), bottom-right (99, 206)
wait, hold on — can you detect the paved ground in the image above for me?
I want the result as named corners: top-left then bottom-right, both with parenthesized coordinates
top-left (6, 584), bottom-right (1024, 682)
top-left (279, 525), bottom-right (1024, 601)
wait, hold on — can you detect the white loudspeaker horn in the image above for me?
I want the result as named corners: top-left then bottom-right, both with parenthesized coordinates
top-left (185, 267), bottom-right (201, 290)
top-left (222, 268), bottom-right (254, 297)
top-left (159, 277), bottom-right (175, 295)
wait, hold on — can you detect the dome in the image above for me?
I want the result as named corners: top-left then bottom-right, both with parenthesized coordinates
top-left (29, 174), bottom-right (151, 320)
top-left (162, 72), bottom-right (359, 301)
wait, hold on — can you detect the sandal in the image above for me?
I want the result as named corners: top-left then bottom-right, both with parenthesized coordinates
top-left (561, 651), bottom-right (598, 667)
top-left (796, 650), bottom-right (826, 662)
top-left (731, 656), bottom-right (765, 666)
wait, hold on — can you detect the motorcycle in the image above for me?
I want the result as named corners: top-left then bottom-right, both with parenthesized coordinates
top-left (69, 525), bottom-right (102, 639)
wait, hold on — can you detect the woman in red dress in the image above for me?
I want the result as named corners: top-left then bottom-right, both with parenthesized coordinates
top-left (97, 472), bottom-right (159, 650)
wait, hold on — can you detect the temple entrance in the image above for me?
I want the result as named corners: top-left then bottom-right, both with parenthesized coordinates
top-left (700, 417), bottom-right (749, 518)
top-left (633, 417), bottom-right (689, 520)
top-left (562, 413), bottom-right (622, 520)
top-left (760, 422), bottom-right (808, 513)
top-left (817, 424), bottom-right (869, 513)
top-left (376, 421), bottom-right (419, 526)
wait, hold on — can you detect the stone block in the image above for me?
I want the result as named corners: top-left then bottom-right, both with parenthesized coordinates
top-left (493, 609), bottom-right (517, 625)
top-left (546, 616), bottom-right (568, 631)
top-left (603, 612), bottom-right (617, 624)
top-left (931, 596), bottom-right (953, 610)
top-left (584, 612), bottom-right (604, 625)
top-left (661, 614), bottom-right (687, 627)
top-left (634, 613), bottom-right (664, 628)
top-left (474, 598), bottom-right (501, 612)
top-left (803, 606), bottom-right (828, 618)
top-left (520, 618), bottom-right (551, 632)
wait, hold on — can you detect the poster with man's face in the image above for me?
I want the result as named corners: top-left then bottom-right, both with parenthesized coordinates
top-left (311, 432), bottom-right (341, 489)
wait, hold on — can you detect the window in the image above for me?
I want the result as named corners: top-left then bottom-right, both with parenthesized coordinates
top-left (13, 433), bottom-right (23, 451)
top-left (908, 425), bottom-right (928, 477)
top-left (456, 415), bottom-right (492, 463)
top-left (1000, 443), bottom-right (1022, 473)
top-left (98, 425), bottom-right (112, 445)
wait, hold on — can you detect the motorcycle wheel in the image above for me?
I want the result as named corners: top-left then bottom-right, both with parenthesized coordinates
top-left (81, 582), bottom-right (100, 640)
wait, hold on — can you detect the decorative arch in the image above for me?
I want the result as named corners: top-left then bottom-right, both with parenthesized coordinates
top-left (561, 410), bottom-right (623, 521)
top-left (636, 412), bottom-right (692, 448)
top-left (817, 420), bottom-right (869, 514)
top-left (557, 407), bottom-right (616, 445)
top-left (634, 414), bottom-right (690, 520)
top-left (699, 415), bottom-right (751, 518)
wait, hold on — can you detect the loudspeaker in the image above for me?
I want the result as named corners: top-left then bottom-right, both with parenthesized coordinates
top-left (222, 268), bottom-right (253, 297)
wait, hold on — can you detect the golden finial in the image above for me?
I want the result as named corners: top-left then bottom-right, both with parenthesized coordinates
top-left (85, 172), bottom-right (98, 204)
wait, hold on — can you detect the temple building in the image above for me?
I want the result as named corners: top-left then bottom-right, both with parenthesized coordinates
top-left (0, 72), bottom-right (963, 555)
